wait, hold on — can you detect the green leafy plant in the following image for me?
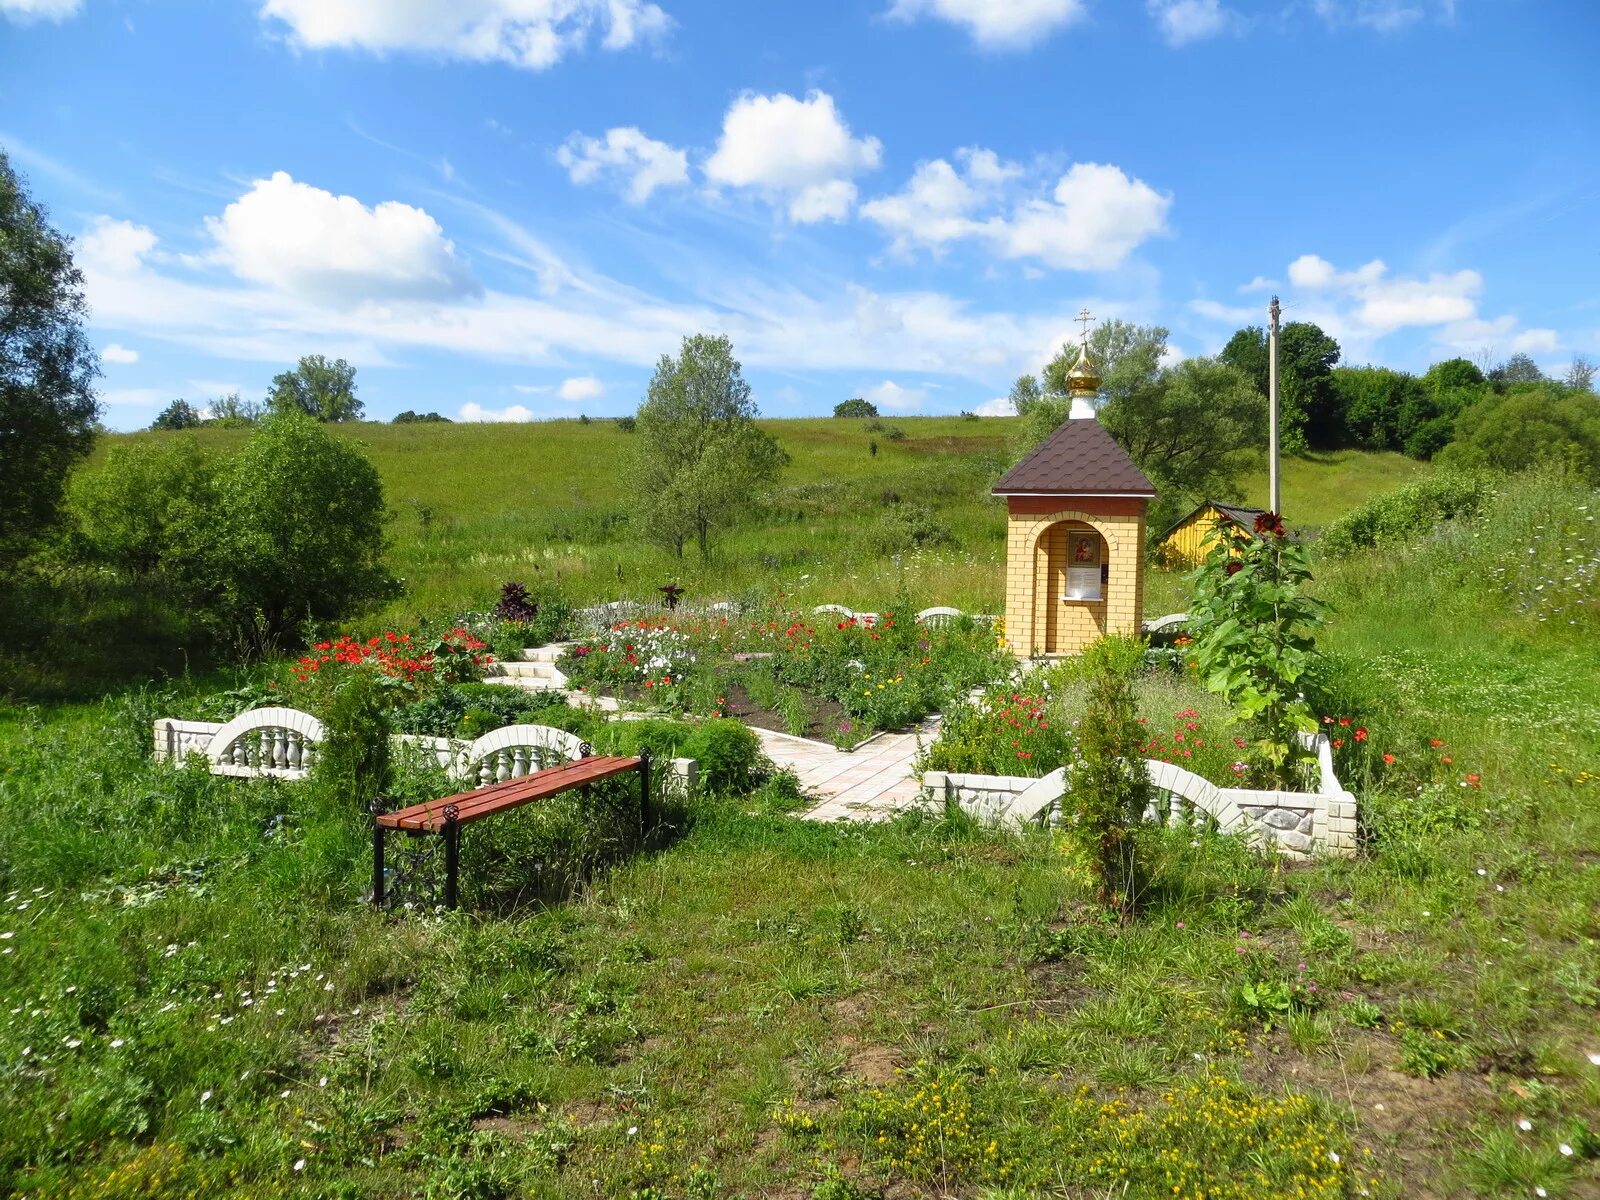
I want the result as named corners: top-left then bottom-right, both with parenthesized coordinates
top-left (316, 668), bottom-right (392, 813)
top-left (1187, 512), bottom-right (1327, 787)
top-left (1062, 635), bottom-right (1152, 915)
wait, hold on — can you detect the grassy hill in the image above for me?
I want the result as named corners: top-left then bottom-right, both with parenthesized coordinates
top-left (99, 417), bottom-right (1428, 625)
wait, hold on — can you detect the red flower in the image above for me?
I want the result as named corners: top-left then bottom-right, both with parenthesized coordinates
top-left (1225, 561), bottom-right (1243, 576)
top-left (1382, 752), bottom-right (1396, 765)
top-left (1465, 773), bottom-right (1481, 787)
top-left (1332, 738), bottom-right (1345, 749)
top-left (1354, 727), bottom-right (1367, 742)
top-left (1430, 738), bottom-right (1446, 748)
top-left (1338, 717), bottom-right (1351, 727)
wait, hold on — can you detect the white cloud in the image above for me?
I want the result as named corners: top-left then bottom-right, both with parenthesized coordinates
top-left (1313, 0), bottom-right (1433, 32)
top-left (862, 153), bottom-right (1169, 272)
top-left (1238, 275), bottom-right (1278, 294)
top-left (705, 90), bottom-right (882, 223)
top-left (101, 343), bottom-right (139, 364)
top-left (259, 0), bottom-right (669, 71)
top-left (864, 380), bottom-right (927, 412)
top-left (975, 395), bottom-right (1014, 416)
top-left (0, 0), bottom-right (80, 21)
top-left (1511, 328), bottom-right (1560, 354)
top-left (1149, 0), bottom-right (1231, 45)
top-left (558, 127), bottom-right (689, 203)
top-left (99, 387), bottom-right (168, 408)
top-left (460, 402), bottom-right (535, 422)
top-left (988, 163), bottom-right (1171, 271)
top-left (1188, 298), bottom-right (1256, 323)
top-left (78, 217), bottom-right (159, 276)
top-left (887, 0), bottom-right (1087, 49)
top-left (558, 375), bottom-right (604, 401)
top-left (1288, 254), bottom-right (1480, 332)
top-left (205, 171), bottom-right (479, 304)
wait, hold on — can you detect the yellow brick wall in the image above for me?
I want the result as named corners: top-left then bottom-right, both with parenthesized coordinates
top-left (1004, 508), bottom-right (1146, 658)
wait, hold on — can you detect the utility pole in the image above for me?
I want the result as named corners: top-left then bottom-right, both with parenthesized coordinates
top-left (1268, 294), bottom-right (1282, 516)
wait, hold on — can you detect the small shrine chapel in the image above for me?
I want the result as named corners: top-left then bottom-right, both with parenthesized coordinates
top-left (991, 319), bottom-right (1155, 657)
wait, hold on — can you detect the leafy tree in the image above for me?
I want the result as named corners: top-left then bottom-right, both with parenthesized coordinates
top-left (206, 391), bottom-right (264, 426)
top-left (1329, 366), bottom-right (1427, 451)
top-left (1564, 355), bottom-right (1596, 392)
top-left (392, 410), bottom-right (451, 424)
top-left (1437, 384), bottom-right (1600, 482)
top-left (267, 354), bottom-right (363, 422)
top-left (0, 151), bottom-right (101, 567)
top-left (629, 334), bottom-right (787, 559)
top-left (150, 399), bottom-right (203, 431)
top-left (66, 436), bottom-right (215, 578)
top-left (179, 412), bottom-right (396, 653)
top-left (1422, 357), bottom-right (1485, 394)
top-left (1019, 337), bottom-right (1265, 533)
top-left (1042, 319), bottom-right (1167, 407)
top-left (1007, 373), bottom-right (1042, 416)
top-left (833, 397), bottom-right (878, 418)
top-left (1219, 321), bottom-right (1341, 451)
top-left (1489, 353), bottom-right (1545, 390)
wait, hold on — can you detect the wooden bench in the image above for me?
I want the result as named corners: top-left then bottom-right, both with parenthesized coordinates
top-left (373, 749), bottom-right (651, 910)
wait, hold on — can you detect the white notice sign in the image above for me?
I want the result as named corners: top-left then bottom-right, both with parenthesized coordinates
top-left (1066, 565), bottom-right (1101, 600)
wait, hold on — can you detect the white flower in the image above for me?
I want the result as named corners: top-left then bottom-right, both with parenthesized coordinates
top-left (1537, 1187), bottom-right (1548, 1197)
top-left (1329, 1150), bottom-right (1340, 1163)
top-left (627, 1125), bottom-right (639, 1136)
top-left (1519, 1119), bottom-right (1532, 1130)
top-left (293, 1159), bottom-right (306, 1172)
top-left (319, 1077), bottom-right (327, 1087)
top-left (201, 1090), bottom-right (212, 1105)
top-left (111, 1038), bottom-right (125, 1048)
top-left (63, 1038), bottom-right (82, 1049)
top-left (1588, 1052), bottom-right (1600, 1066)
top-left (1560, 1143), bottom-right (1573, 1156)
top-left (280, 1089), bottom-right (291, 1098)
top-left (0, 932), bottom-right (13, 939)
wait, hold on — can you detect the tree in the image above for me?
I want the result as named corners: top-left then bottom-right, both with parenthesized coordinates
top-left (1437, 384), bottom-right (1600, 482)
top-left (151, 399), bottom-right (203, 431)
top-left (66, 436), bottom-right (215, 578)
top-left (1329, 366), bottom-right (1427, 451)
top-left (207, 391), bottom-right (264, 426)
top-left (1042, 319), bottom-right (1167, 406)
top-left (1007, 373), bottom-right (1043, 417)
top-left (180, 411), bottom-right (396, 653)
top-left (392, 410), bottom-right (451, 424)
top-left (1489, 352), bottom-right (1544, 390)
top-left (1097, 357), bottom-right (1266, 532)
top-left (629, 334), bottom-right (787, 559)
top-left (1219, 321), bottom-right (1341, 451)
top-left (833, 397), bottom-right (878, 418)
top-left (267, 354), bottom-right (363, 422)
top-left (1564, 355), bottom-right (1596, 392)
top-left (0, 151), bottom-right (101, 568)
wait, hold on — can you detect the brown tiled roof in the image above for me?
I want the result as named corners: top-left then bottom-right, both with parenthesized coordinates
top-left (992, 418), bottom-right (1155, 496)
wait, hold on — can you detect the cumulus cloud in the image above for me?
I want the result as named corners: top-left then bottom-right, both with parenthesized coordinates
top-left (101, 342), bottom-right (139, 364)
top-left (1188, 298), bottom-right (1256, 323)
top-left (863, 380), bottom-right (927, 412)
top-left (975, 395), bottom-right (1014, 416)
top-left (1511, 328), bottom-right (1560, 354)
top-left (862, 153), bottom-right (1170, 271)
top-left (705, 90), bottom-right (882, 223)
top-left (887, 0), bottom-right (1086, 49)
top-left (1288, 253), bottom-right (1479, 331)
top-left (1149, 0), bottom-right (1232, 45)
top-left (1238, 275), bottom-right (1278, 294)
top-left (558, 375), bottom-right (604, 401)
top-left (78, 217), bottom-right (159, 276)
top-left (460, 402), bottom-right (535, 422)
top-left (205, 172), bottom-right (479, 304)
top-left (1312, 0), bottom-right (1435, 32)
top-left (558, 127), bottom-right (689, 203)
top-left (0, 0), bottom-right (80, 21)
top-left (259, 0), bottom-right (669, 71)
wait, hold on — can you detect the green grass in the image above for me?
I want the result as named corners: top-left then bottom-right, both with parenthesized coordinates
top-left (5, 434), bottom-right (1598, 1196)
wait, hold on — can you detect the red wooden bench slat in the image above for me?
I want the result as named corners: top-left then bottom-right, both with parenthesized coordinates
top-left (377, 755), bottom-right (642, 832)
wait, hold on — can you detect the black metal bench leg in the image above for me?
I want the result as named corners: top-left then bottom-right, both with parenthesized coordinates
top-left (372, 809), bottom-right (386, 909)
top-left (443, 804), bottom-right (461, 911)
top-left (639, 749), bottom-right (652, 834)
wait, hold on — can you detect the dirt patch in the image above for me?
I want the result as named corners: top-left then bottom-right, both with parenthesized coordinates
top-left (720, 681), bottom-right (852, 742)
top-left (1242, 1031), bottom-right (1495, 1198)
top-left (839, 1036), bottom-right (902, 1086)
top-left (470, 1113), bottom-right (545, 1139)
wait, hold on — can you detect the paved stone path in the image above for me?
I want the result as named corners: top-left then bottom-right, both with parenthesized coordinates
top-left (753, 719), bottom-right (939, 822)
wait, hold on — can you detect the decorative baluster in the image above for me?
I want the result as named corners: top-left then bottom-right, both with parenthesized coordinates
top-left (286, 731), bottom-right (302, 772)
top-left (268, 728), bottom-right (283, 770)
top-left (478, 758), bottom-right (493, 787)
top-left (494, 750), bottom-right (510, 782)
top-left (512, 746), bottom-right (529, 778)
top-left (301, 741), bottom-right (315, 771)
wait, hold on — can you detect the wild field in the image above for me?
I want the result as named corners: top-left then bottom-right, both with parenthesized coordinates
top-left (3, 430), bottom-right (1597, 1198)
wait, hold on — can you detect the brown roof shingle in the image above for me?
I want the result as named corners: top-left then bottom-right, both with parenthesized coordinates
top-left (992, 418), bottom-right (1155, 496)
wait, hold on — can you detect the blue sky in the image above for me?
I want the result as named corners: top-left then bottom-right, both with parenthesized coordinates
top-left (2, 0), bottom-right (1597, 430)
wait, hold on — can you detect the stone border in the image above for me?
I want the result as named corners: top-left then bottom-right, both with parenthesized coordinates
top-left (918, 733), bottom-right (1358, 859)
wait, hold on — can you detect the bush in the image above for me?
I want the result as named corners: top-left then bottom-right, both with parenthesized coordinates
top-left (833, 398), bottom-right (878, 419)
top-left (1437, 383), bottom-right (1600, 481)
top-left (863, 503), bottom-right (956, 555)
top-left (188, 412), bottom-right (397, 654)
top-left (315, 670), bottom-right (391, 813)
top-left (1319, 470), bottom-right (1495, 557)
top-left (391, 683), bottom-right (567, 738)
top-left (1062, 635), bottom-right (1152, 915)
top-left (681, 720), bottom-right (761, 794)
top-left (65, 436), bottom-right (215, 577)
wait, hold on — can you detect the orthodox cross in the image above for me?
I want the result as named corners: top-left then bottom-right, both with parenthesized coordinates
top-left (1075, 306), bottom-right (1095, 345)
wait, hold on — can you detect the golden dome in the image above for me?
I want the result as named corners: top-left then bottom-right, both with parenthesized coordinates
top-left (1066, 343), bottom-right (1101, 398)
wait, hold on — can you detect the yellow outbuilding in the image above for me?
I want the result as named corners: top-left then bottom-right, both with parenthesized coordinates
top-left (1154, 500), bottom-right (1265, 568)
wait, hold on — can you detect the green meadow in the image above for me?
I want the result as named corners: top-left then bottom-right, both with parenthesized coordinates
top-left (3, 422), bottom-right (1597, 1197)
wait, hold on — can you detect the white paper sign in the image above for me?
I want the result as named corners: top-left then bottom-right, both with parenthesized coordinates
top-left (1066, 565), bottom-right (1101, 600)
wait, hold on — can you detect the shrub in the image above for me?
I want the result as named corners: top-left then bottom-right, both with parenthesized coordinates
top-left (681, 720), bottom-right (760, 794)
top-left (1319, 470), bottom-right (1496, 557)
top-left (65, 436), bottom-right (215, 578)
top-left (863, 503), bottom-right (956, 555)
top-left (176, 412), bottom-right (397, 655)
top-left (614, 415), bottom-right (636, 432)
top-left (1438, 383), bottom-right (1600, 481)
top-left (315, 669), bottom-right (392, 813)
top-left (833, 398), bottom-right (878, 418)
top-left (494, 581), bottom-right (540, 623)
top-left (1062, 635), bottom-right (1152, 915)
